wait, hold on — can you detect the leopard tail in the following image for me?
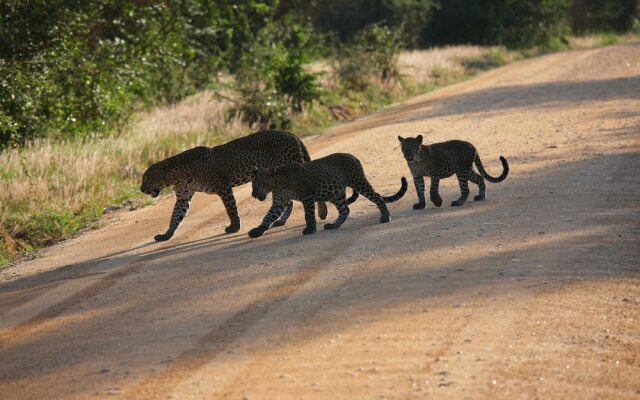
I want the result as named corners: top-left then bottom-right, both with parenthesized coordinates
top-left (474, 154), bottom-right (509, 183)
top-left (382, 177), bottom-right (407, 203)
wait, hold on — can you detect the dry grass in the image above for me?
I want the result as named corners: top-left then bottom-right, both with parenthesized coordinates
top-left (568, 33), bottom-right (639, 49)
top-left (0, 91), bottom-right (248, 261)
top-left (398, 45), bottom-right (486, 84)
top-left (309, 46), bottom-right (493, 88)
top-left (130, 90), bottom-right (246, 142)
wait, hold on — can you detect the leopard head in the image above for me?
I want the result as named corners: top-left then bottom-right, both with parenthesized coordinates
top-left (251, 166), bottom-right (278, 201)
top-left (251, 165), bottom-right (292, 201)
top-left (140, 163), bottom-right (169, 198)
top-left (398, 135), bottom-right (424, 162)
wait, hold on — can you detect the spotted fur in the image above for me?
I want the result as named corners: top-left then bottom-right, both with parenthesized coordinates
top-left (398, 135), bottom-right (508, 209)
top-left (140, 130), bottom-right (327, 241)
top-left (249, 153), bottom-right (407, 238)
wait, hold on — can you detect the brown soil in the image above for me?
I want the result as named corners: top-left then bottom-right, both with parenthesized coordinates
top-left (1, 45), bottom-right (639, 400)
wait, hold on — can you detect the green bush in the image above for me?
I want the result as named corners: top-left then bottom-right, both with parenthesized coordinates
top-left (460, 47), bottom-right (510, 72)
top-left (0, 1), bottom-right (199, 147)
top-left (228, 16), bottom-right (322, 129)
top-left (596, 33), bottom-right (621, 46)
top-left (334, 24), bottom-right (404, 91)
top-left (0, 1), bottom-right (251, 148)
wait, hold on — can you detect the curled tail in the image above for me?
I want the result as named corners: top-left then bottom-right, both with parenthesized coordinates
top-left (475, 154), bottom-right (509, 183)
top-left (297, 136), bottom-right (328, 219)
top-left (383, 177), bottom-right (408, 202)
top-left (349, 177), bottom-right (407, 204)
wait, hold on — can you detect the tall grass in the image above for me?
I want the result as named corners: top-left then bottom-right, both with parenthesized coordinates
top-left (0, 91), bottom-right (248, 263)
top-left (568, 33), bottom-right (640, 48)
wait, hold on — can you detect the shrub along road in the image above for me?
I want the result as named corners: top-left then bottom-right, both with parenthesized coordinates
top-left (0, 44), bottom-right (638, 399)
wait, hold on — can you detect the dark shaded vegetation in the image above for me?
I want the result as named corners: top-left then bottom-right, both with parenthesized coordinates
top-left (571, 0), bottom-right (639, 33)
top-left (426, 0), bottom-right (571, 48)
top-left (1, 0), bottom-right (638, 147)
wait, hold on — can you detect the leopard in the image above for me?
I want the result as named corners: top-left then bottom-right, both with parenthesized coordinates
top-left (248, 152), bottom-right (407, 238)
top-left (140, 129), bottom-right (328, 241)
top-left (397, 135), bottom-right (509, 209)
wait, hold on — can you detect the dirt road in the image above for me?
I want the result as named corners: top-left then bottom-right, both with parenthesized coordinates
top-left (1, 45), bottom-right (639, 399)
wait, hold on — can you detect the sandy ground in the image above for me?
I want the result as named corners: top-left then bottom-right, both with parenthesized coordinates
top-left (1, 45), bottom-right (639, 400)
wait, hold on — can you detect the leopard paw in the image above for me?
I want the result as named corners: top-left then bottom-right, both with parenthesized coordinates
top-left (248, 227), bottom-right (266, 238)
top-left (154, 233), bottom-right (172, 242)
top-left (225, 224), bottom-right (240, 234)
top-left (302, 226), bottom-right (317, 235)
top-left (413, 202), bottom-right (426, 210)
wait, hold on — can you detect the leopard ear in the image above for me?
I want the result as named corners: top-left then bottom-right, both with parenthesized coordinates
top-left (397, 135), bottom-right (404, 142)
top-left (416, 134), bottom-right (423, 144)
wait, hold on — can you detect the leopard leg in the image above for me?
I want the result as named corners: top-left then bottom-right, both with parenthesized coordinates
top-left (355, 181), bottom-right (391, 223)
top-left (324, 191), bottom-right (350, 229)
top-left (451, 173), bottom-right (470, 207)
top-left (220, 185), bottom-right (241, 233)
top-left (272, 201), bottom-right (293, 227)
top-left (429, 177), bottom-right (443, 207)
top-left (317, 202), bottom-right (328, 220)
top-left (155, 189), bottom-right (194, 241)
top-left (248, 197), bottom-right (287, 238)
top-left (301, 198), bottom-right (317, 235)
top-left (469, 171), bottom-right (486, 201)
top-left (412, 175), bottom-right (427, 210)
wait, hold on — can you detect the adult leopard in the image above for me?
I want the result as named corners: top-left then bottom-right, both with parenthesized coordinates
top-left (140, 130), bottom-right (327, 241)
top-left (249, 153), bottom-right (407, 238)
top-left (398, 135), bottom-right (508, 209)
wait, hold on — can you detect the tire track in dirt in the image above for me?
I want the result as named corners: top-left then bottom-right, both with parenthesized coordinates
top-left (0, 200), bottom-right (238, 346)
top-left (0, 254), bottom-right (153, 348)
top-left (0, 189), bottom-right (257, 342)
top-left (123, 232), bottom-right (361, 400)
top-left (217, 264), bottom-right (491, 399)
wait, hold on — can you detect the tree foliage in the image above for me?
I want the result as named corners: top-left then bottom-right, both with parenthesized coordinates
top-left (334, 24), bottom-right (404, 91)
top-left (0, 0), bottom-right (306, 146)
top-left (424, 0), bottom-right (571, 48)
top-left (571, 0), bottom-right (640, 33)
top-left (228, 11), bottom-right (322, 129)
top-left (0, 0), bottom-right (636, 148)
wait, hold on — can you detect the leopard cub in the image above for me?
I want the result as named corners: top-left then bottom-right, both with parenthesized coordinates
top-left (398, 135), bottom-right (508, 209)
top-left (249, 153), bottom-right (407, 237)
